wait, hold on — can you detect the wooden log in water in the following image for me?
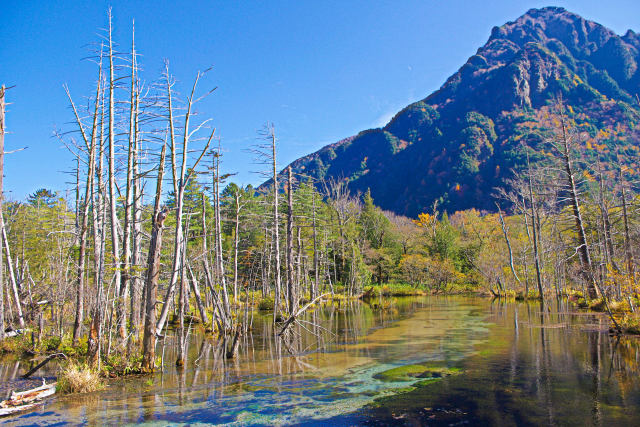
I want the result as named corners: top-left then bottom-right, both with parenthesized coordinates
top-left (0, 381), bottom-right (56, 416)
top-left (22, 353), bottom-right (67, 379)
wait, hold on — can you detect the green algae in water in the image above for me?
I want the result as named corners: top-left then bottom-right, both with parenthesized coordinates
top-left (373, 362), bottom-right (462, 382)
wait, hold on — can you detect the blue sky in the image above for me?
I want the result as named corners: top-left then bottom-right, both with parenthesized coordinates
top-left (2, 0), bottom-right (639, 201)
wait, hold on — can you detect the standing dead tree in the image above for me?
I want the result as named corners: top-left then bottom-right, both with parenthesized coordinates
top-left (547, 101), bottom-right (599, 300)
top-left (286, 166), bottom-right (295, 314)
top-left (154, 64), bottom-right (215, 341)
top-left (248, 123), bottom-right (283, 323)
top-left (64, 52), bottom-right (102, 344)
top-left (141, 141), bottom-right (167, 371)
top-left (0, 85), bottom-right (6, 338)
top-left (0, 86), bottom-right (25, 331)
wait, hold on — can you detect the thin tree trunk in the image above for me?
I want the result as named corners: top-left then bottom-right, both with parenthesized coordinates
top-left (286, 166), bottom-right (295, 314)
top-left (1, 216), bottom-right (24, 328)
top-left (130, 81), bottom-right (143, 340)
top-left (176, 227), bottom-right (187, 367)
top-left (0, 86), bottom-right (5, 338)
top-left (213, 149), bottom-right (231, 321)
top-left (156, 66), bottom-right (186, 335)
top-left (312, 190), bottom-right (318, 301)
top-left (107, 12), bottom-right (122, 319)
top-left (270, 127), bottom-right (282, 323)
top-left (187, 262), bottom-right (208, 326)
top-left (621, 176), bottom-right (634, 279)
top-left (67, 62), bottom-right (101, 344)
top-left (559, 114), bottom-right (598, 299)
top-left (119, 26), bottom-right (138, 341)
top-left (233, 191), bottom-right (240, 308)
top-left (87, 81), bottom-right (107, 367)
top-left (156, 70), bottom-right (213, 335)
top-left (142, 142), bottom-right (167, 372)
top-left (526, 151), bottom-right (544, 300)
top-left (497, 203), bottom-right (521, 288)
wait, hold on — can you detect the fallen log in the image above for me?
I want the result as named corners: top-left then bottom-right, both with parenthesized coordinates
top-left (278, 293), bottom-right (329, 337)
top-left (22, 353), bottom-right (67, 379)
top-left (0, 380), bottom-right (56, 416)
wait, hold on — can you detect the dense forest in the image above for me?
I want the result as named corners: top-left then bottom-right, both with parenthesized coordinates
top-left (1, 10), bottom-right (640, 387)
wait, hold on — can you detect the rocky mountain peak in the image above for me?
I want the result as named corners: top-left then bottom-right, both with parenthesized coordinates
top-left (269, 8), bottom-right (640, 216)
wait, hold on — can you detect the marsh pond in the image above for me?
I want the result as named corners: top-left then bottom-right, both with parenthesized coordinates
top-left (2, 296), bottom-right (640, 426)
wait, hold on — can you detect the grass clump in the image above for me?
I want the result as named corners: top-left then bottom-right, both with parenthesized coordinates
top-left (57, 363), bottom-right (103, 394)
top-left (102, 352), bottom-right (144, 377)
top-left (366, 283), bottom-right (425, 298)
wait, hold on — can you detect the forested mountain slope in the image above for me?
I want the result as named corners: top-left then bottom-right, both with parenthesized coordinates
top-left (272, 7), bottom-right (640, 216)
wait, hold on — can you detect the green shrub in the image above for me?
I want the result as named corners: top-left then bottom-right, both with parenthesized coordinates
top-left (102, 352), bottom-right (143, 377)
top-left (257, 297), bottom-right (274, 311)
top-left (589, 298), bottom-right (608, 311)
top-left (621, 314), bottom-right (640, 335)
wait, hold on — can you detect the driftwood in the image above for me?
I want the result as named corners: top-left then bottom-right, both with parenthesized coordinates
top-left (278, 293), bottom-right (329, 337)
top-left (22, 353), bottom-right (67, 379)
top-left (0, 380), bottom-right (56, 416)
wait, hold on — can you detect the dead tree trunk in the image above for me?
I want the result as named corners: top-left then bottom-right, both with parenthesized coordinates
top-left (1, 216), bottom-right (24, 328)
top-left (141, 142), bottom-right (167, 372)
top-left (130, 80), bottom-right (143, 340)
top-left (286, 166), bottom-right (295, 314)
top-left (87, 81), bottom-right (107, 367)
top-left (621, 174), bottom-right (634, 279)
top-left (271, 127), bottom-right (282, 322)
top-left (233, 190), bottom-right (241, 308)
top-left (526, 151), bottom-right (544, 300)
top-left (312, 189), bottom-right (319, 301)
top-left (107, 12), bottom-right (122, 324)
top-left (558, 113), bottom-right (599, 299)
top-left (213, 148), bottom-right (231, 321)
top-left (119, 26), bottom-right (139, 341)
top-left (155, 68), bottom-right (213, 335)
top-left (187, 262), bottom-right (208, 326)
top-left (496, 203), bottom-right (521, 289)
top-left (0, 86), bottom-right (6, 339)
top-left (65, 59), bottom-right (101, 344)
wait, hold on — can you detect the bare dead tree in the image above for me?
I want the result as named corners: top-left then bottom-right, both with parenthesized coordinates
top-left (155, 65), bottom-right (215, 335)
top-left (550, 102), bottom-right (599, 299)
top-left (286, 166), bottom-right (295, 314)
top-left (496, 202), bottom-right (521, 289)
top-left (0, 85), bottom-right (6, 338)
top-left (141, 141), bottom-right (167, 371)
top-left (65, 52), bottom-right (102, 344)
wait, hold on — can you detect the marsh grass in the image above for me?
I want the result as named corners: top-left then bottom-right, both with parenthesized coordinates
top-left (57, 363), bottom-right (104, 394)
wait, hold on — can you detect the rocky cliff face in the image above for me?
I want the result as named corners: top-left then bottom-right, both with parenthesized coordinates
top-left (270, 7), bottom-right (640, 216)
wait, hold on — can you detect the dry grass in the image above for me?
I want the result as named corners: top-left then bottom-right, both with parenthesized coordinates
top-left (57, 363), bottom-right (103, 394)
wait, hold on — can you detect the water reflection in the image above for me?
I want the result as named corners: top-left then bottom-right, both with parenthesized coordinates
top-left (3, 297), bottom-right (640, 426)
top-left (362, 298), bottom-right (640, 426)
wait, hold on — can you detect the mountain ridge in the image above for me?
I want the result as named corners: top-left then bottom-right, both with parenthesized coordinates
top-left (266, 7), bottom-right (640, 216)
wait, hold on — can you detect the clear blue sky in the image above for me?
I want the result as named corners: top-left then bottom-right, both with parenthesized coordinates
top-left (2, 0), bottom-right (639, 201)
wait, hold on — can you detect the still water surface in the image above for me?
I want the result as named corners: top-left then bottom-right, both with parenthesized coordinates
top-left (2, 296), bottom-right (640, 426)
